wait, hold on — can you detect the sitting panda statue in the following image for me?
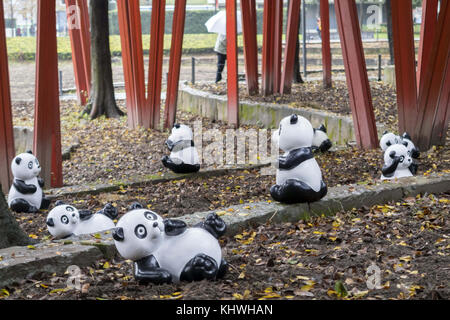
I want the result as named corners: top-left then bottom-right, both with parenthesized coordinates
top-left (270, 114), bottom-right (327, 204)
top-left (112, 203), bottom-right (227, 284)
top-left (379, 131), bottom-right (401, 152)
top-left (46, 202), bottom-right (117, 239)
top-left (8, 151), bottom-right (50, 213)
top-left (400, 132), bottom-right (420, 175)
top-left (161, 124), bottom-right (200, 174)
top-left (312, 124), bottom-right (332, 152)
top-left (381, 144), bottom-right (413, 180)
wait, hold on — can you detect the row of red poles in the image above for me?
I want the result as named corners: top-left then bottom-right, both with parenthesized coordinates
top-left (0, 0), bottom-right (449, 194)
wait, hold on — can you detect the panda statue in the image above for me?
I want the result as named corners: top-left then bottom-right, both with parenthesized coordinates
top-left (312, 124), bottom-right (332, 152)
top-left (270, 114), bottom-right (328, 204)
top-left (112, 203), bottom-right (227, 284)
top-left (400, 132), bottom-right (420, 175)
top-left (380, 144), bottom-right (413, 180)
top-left (8, 151), bottom-right (50, 213)
top-left (379, 131), bottom-right (401, 152)
top-left (46, 201), bottom-right (118, 239)
top-left (161, 124), bottom-right (200, 174)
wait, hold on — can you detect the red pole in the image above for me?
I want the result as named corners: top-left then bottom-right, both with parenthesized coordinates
top-left (147, 0), bottom-right (166, 130)
top-left (335, 0), bottom-right (378, 149)
top-left (65, 0), bottom-right (90, 105)
top-left (281, 0), bottom-right (301, 95)
top-left (320, 0), bottom-right (332, 88)
top-left (417, 0), bottom-right (438, 93)
top-left (226, 0), bottom-right (239, 127)
top-left (164, 0), bottom-right (187, 130)
top-left (34, 0), bottom-right (63, 187)
top-left (431, 53), bottom-right (450, 145)
top-left (262, 0), bottom-right (275, 96)
top-left (273, 0), bottom-right (283, 93)
top-left (391, 0), bottom-right (418, 135)
top-left (240, 0), bottom-right (258, 96)
top-left (414, 0), bottom-right (450, 150)
top-left (79, 0), bottom-right (91, 92)
top-left (117, 0), bottom-right (137, 129)
top-left (0, 0), bottom-right (15, 193)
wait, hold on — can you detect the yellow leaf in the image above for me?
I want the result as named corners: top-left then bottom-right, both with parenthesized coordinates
top-left (103, 262), bottom-right (110, 269)
top-left (238, 272), bottom-right (245, 279)
top-left (27, 245), bottom-right (36, 250)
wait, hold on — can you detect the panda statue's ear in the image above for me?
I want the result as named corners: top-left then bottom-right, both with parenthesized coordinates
top-left (318, 124), bottom-right (327, 133)
top-left (290, 114), bottom-right (298, 124)
top-left (15, 157), bottom-right (22, 165)
top-left (26, 150), bottom-right (33, 155)
top-left (129, 202), bottom-right (144, 211)
top-left (174, 123), bottom-right (181, 129)
top-left (383, 131), bottom-right (388, 135)
top-left (389, 151), bottom-right (396, 159)
top-left (402, 132), bottom-right (411, 140)
top-left (55, 200), bottom-right (66, 206)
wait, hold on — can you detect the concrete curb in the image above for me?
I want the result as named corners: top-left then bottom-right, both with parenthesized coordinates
top-left (2, 173), bottom-right (448, 287)
top-left (47, 162), bottom-right (270, 199)
top-left (177, 82), bottom-right (387, 146)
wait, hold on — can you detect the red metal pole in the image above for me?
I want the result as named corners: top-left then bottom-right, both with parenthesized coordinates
top-left (281, 0), bottom-right (301, 95)
top-left (320, 0), bottom-right (332, 88)
top-left (34, 0), bottom-right (63, 187)
top-left (273, 0), bottom-right (283, 94)
top-left (79, 0), bottom-right (91, 90)
top-left (240, 0), bottom-right (258, 96)
top-left (117, 0), bottom-right (137, 129)
top-left (431, 53), bottom-right (450, 145)
top-left (65, 0), bottom-right (90, 105)
top-left (0, 0), bottom-right (15, 193)
top-left (147, 0), bottom-right (166, 130)
top-left (417, 0), bottom-right (438, 93)
top-left (335, 0), bottom-right (378, 149)
top-left (226, 0), bottom-right (239, 127)
top-left (414, 0), bottom-right (450, 150)
top-left (262, 0), bottom-right (275, 96)
top-left (391, 0), bottom-right (418, 135)
top-left (164, 0), bottom-right (187, 130)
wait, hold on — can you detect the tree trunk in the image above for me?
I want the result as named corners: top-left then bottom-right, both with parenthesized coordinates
top-left (385, 0), bottom-right (394, 65)
top-left (88, 0), bottom-right (123, 119)
top-left (0, 188), bottom-right (33, 249)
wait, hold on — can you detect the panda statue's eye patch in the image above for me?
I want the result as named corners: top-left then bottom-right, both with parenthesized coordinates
top-left (28, 161), bottom-right (33, 169)
top-left (386, 141), bottom-right (392, 147)
top-left (66, 206), bottom-right (75, 212)
top-left (61, 215), bottom-right (69, 224)
top-left (144, 211), bottom-right (157, 221)
top-left (135, 224), bottom-right (147, 239)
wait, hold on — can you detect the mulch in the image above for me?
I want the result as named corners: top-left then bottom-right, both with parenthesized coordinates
top-left (3, 192), bottom-right (449, 300)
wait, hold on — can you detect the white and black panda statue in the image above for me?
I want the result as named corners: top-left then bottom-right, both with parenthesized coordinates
top-left (46, 202), bottom-right (118, 239)
top-left (381, 144), bottom-right (413, 180)
top-left (312, 124), bottom-right (332, 152)
top-left (161, 124), bottom-right (200, 174)
top-left (400, 132), bottom-right (420, 175)
top-left (8, 151), bottom-right (50, 213)
top-left (112, 203), bottom-right (227, 284)
top-left (379, 131), bottom-right (401, 152)
top-left (270, 114), bottom-right (327, 204)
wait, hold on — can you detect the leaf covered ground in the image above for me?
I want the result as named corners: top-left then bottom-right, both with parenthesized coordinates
top-left (2, 192), bottom-right (448, 300)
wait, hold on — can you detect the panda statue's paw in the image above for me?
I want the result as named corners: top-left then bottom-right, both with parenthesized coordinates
top-left (180, 254), bottom-right (219, 282)
top-left (40, 197), bottom-right (51, 210)
top-left (10, 198), bottom-right (39, 213)
top-left (270, 179), bottom-right (327, 204)
top-left (198, 213), bottom-right (227, 239)
top-left (98, 203), bottom-right (118, 220)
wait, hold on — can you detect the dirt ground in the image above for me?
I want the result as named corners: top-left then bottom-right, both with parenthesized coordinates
top-left (3, 192), bottom-right (449, 300)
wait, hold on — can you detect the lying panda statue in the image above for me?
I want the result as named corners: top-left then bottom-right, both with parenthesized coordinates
top-left (270, 114), bottom-right (327, 204)
top-left (8, 151), bottom-right (50, 213)
top-left (312, 124), bottom-right (332, 152)
top-left (113, 203), bottom-right (227, 284)
top-left (381, 144), bottom-right (413, 180)
top-left (379, 131), bottom-right (420, 175)
top-left (46, 202), bottom-right (117, 239)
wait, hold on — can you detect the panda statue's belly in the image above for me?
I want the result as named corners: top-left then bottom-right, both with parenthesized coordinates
top-left (276, 158), bottom-right (322, 192)
top-left (170, 147), bottom-right (199, 165)
top-left (154, 228), bottom-right (222, 282)
top-left (381, 168), bottom-right (413, 181)
top-left (8, 177), bottom-right (42, 209)
top-left (74, 214), bottom-right (115, 235)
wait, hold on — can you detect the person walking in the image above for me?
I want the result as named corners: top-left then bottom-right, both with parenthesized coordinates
top-left (316, 17), bottom-right (322, 39)
top-left (214, 33), bottom-right (227, 83)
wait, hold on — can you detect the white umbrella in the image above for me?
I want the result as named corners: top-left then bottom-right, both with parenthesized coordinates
top-left (204, 10), bottom-right (242, 35)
